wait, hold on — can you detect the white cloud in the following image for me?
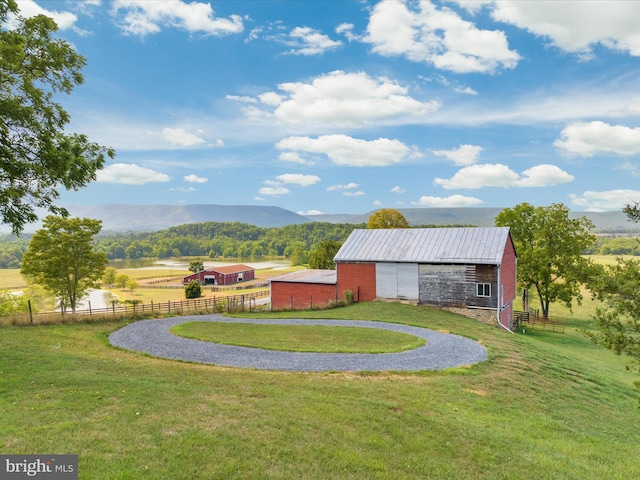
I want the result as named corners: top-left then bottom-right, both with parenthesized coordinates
top-left (454, 86), bottom-right (478, 95)
top-left (14, 0), bottom-right (78, 29)
top-left (570, 190), bottom-right (640, 212)
top-left (343, 190), bottom-right (365, 197)
top-left (259, 92), bottom-right (283, 106)
top-left (336, 22), bottom-right (357, 41)
top-left (275, 173), bottom-right (321, 187)
top-left (434, 163), bottom-right (573, 189)
top-left (432, 144), bottom-right (483, 166)
top-left (554, 121), bottom-right (640, 156)
top-left (279, 151), bottom-right (314, 165)
top-left (184, 174), bottom-right (208, 183)
top-left (162, 127), bottom-right (206, 147)
top-left (298, 209), bottom-right (325, 215)
top-left (618, 161), bottom-right (640, 177)
top-left (412, 194), bottom-right (484, 207)
top-left (170, 186), bottom-right (196, 192)
top-left (283, 26), bottom-right (342, 55)
top-left (276, 134), bottom-right (411, 167)
top-left (465, 0), bottom-right (640, 57)
top-left (271, 70), bottom-right (440, 127)
top-left (97, 163), bottom-right (170, 185)
top-left (391, 186), bottom-right (406, 194)
top-left (327, 183), bottom-right (359, 191)
top-left (112, 0), bottom-right (243, 36)
top-left (517, 164), bottom-right (574, 187)
top-left (258, 186), bottom-right (290, 196)
top-left (364, 0), bottom-right (519, 74)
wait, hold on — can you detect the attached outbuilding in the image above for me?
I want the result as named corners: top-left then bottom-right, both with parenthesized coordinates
top-left (334, 227), bottom-right (517, 330)
top-left (183, 264), bottom-right (255, 286)
top-left (269, 269), bottom-right (337, 310)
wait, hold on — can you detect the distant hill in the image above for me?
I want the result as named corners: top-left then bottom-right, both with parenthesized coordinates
top-left (3, 204), bottom-right (637, 233)
top-left (63, 204), bottom-right (310, 231)
top-left (307, 208), bottom-right (639, 233)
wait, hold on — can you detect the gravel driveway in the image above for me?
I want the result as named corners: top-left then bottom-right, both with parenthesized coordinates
top-left (109, 315), bottom-right (487, 372)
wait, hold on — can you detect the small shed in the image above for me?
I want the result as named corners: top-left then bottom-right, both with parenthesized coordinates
top-left (270, 269), bottom-right (337, 310)
top-left (183, 264), bottom-right (255, 286)
top-left (334, 227), bottom-right (517, 329)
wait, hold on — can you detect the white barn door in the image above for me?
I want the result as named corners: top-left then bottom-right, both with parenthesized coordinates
top-left (376, 263), bottom-right (418, 301)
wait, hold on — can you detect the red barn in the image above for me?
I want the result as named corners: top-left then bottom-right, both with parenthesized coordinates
top-left (183, 264), bottom-right (255, 286)
top-left (270, 227), bottom-right (518, 330)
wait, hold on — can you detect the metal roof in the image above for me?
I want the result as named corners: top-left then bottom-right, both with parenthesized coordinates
top-left (333, 227), bottom-right (513, 265)
top-left (269, 269), bottom-right (337, 284)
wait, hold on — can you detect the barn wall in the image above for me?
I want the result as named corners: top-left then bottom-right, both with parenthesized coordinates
top-left (501, 238), bottom-right (517, 305)
top-left (271, 282), bottom-right (337, 310)
top-left (376, 263), bottom-right (419, 301)
top-left (419, 264), bottom-right (469, 307)
top-left (336, 262), bottom-right (376, 302)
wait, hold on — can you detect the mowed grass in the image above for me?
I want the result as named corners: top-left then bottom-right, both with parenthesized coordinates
top-left (171, 322), bottom-right (425, 353)
top-left (1, 301), bottom-right (639, 479)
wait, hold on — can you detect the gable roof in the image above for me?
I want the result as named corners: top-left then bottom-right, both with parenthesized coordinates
top-left (333, 227), bottom-right (513, 265)
top-left (206, 264), bottom-right (254, 275)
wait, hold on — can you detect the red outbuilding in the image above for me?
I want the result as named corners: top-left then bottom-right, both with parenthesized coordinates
top-left (183, 264), bottom-right (255, 286)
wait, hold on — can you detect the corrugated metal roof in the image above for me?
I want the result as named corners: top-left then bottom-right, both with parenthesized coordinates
top-left (269, 269), bottom-right (337, 284)
top-left (207, 264), bottom-right (254, 274)
top-left (333, 227), bottom-right (512, 265)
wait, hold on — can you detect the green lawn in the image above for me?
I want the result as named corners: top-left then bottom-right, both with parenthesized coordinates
top-left (1, 301), bottom-right (638, 479)
top-left (170, 321), bottom-right (425, 353)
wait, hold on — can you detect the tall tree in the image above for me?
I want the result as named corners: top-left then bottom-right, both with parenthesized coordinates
top-left (587, 206), bottom-right (640, 400)
top-left (308, 240), bottom-right (342, 270)
top-left (0, 0), bottom-right (114, 234)
top-left (20, 216), bottom-right (108, 313)
top-left (495, 203), bottom-right (595, 318)
top-left (366, 209), bottom-right (410, 229)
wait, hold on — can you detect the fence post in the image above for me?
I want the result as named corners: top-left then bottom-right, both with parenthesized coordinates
top-left (28, 299), bottom-right (33, 324)
top-left (88, 300), bottom-right (92, 317)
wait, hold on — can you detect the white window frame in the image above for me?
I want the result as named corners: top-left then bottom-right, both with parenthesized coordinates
top-left (476, 283), bottom-right (491, 297)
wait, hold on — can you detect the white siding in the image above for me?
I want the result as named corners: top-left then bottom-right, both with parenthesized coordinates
top-left (376, 263), bottom-right (419, 301)
top-left (397, 263), bottom-right (418, 301)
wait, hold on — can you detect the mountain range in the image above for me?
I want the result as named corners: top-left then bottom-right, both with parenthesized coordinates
top-left (60, 204), bottom-right (638, 233)
top-left (3, 204), bottom-right (636, 233)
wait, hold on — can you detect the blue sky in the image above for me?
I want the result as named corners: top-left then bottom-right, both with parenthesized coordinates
top-left (13, 0), bottom-right (640, 215)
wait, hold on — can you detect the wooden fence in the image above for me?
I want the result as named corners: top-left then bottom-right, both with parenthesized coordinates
top-left (514, 308), bottom-right (565, 333)
top-left (1, 290), bottom-right (270, 325)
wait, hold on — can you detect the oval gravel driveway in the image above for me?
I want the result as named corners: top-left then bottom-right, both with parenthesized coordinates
top-left (109, 315), bottom-right (487, 372)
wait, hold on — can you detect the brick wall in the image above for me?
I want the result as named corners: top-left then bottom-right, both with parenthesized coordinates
top-left (336, 262), bottom-right (376, 302)
top-left (271, 282), bottom-right (337, 310)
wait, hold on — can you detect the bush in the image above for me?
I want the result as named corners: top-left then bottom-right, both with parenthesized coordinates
top-left (185, 280), bottom-right (202, 299)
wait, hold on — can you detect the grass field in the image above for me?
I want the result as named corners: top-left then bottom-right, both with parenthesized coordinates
top-left (1, 301), bottom-right (638, 479)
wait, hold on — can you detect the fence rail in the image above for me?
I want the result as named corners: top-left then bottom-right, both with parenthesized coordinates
top-left (1, 290), bottom-right (270, 325)
top-left (514, 309), bottom-right (565, 333)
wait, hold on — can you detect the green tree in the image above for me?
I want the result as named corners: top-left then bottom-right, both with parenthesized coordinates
top-left (588, 207), bottom-right (640, 400)
top-left (126, 278), bottom-right (139, 293)
top-left (495, 203), bottom-right (595, 318)
top-left (189, 259), bottom-right (204, 273)
top-left (20, 216), bottom-right (108, 313)
top-left (102, 267), bottom-right (117, 287)
top-left (0, 1), bottom-right (114, 234)
top-left (115, 274), bottom-right (129, 291)
top-left (308, 240), bottom-right (342, 270)
top-left (185, 280), bottom-right (202, 299)
top-left (366, 209), bottom-right (410, 229)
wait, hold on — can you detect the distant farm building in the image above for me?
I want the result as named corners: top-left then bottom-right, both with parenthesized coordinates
top-left (183, 264), bottom-right (255, 286)
top-left (270, 227), bottom-right (517, 330)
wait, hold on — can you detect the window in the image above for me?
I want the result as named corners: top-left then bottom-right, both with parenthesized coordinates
top-left (476, 283), bottom-right (491, 297)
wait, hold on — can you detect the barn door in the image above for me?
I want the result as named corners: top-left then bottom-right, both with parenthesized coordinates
top-left (376, 263), bottom-right (418, 301)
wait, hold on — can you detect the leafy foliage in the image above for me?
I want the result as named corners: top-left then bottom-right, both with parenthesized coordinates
top-left (184, 280), bottom-right (202, 299)
top-left (0, 1), bottom-right (114, 234)
top-left (366, 209), bottom-right (409, 229)
top-left (495, 203), bottom-right (595, 318)
top-left (20, 216), bottom-right (107, 313)
top-left (308, 240), bottom-right (342, 270)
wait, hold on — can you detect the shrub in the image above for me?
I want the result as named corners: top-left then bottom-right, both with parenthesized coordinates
top-left (185, 280), bottom-right (202, 299)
